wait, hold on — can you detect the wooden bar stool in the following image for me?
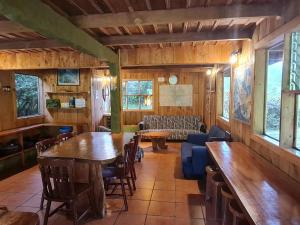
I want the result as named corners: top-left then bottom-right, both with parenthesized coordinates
top-left (229, 200), bottom-right (249, 225)
top-left (206, 172), bottom-right (225, 225)
top-left (221, 185), bottom-right (234, 225)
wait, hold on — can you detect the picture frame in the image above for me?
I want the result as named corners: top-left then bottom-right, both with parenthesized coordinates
top-left (57, 69), bottom-right (80, 86)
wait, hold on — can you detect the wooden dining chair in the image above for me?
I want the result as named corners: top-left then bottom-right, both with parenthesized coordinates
top-left (35, 138), bottom-right (57, 209)
top-left (38, 157), bottom-right (92, 225)
top-left (102, 142), bottom-right (135, 211)
top-left (57, 132), bottom-right (74, 143)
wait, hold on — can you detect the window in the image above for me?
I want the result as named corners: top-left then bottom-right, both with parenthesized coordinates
top-left (222, 68), bottom-right (231, 120)
top-left (15, 73), bottom-right (41, 118)
top-left (264, 43), bottom-right (284, 140)
top-left (295, 96), bottom-right (300, 149)
top-left (290, 32), bottom-right (300, 90)
top-left (122, 80), bottom-right (153, 110)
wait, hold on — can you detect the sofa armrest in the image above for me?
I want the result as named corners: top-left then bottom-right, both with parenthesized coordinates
top-left (191, 146), bottom-right (209, 177)
top-left (199, 122), bottom-right (207, 133)
top-left (138, 121), bottom-right (144, 130)
top-left (187, 133), bottom-right (209, 146)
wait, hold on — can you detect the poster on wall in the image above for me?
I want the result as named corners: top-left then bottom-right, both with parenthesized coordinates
top-left (233, 64), bottom-right (252, 124)
top-left (159, 85), bottom-right (193, 107)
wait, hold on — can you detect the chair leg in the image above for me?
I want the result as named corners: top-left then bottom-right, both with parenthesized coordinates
top-left (132, 166), bottom-right (137, 180)
top-left (130, 169), bottom-right (136, 191)
top-left (72, 200), bottom-right (78, 225)
top-left (43, 200), bottom-right (51, 225)
top-left (120, 178), bottom-right (128, 211)
top-left (126, 177), bottom-right (133, 196)
top-left (40, 194), bottom-right (44, 209)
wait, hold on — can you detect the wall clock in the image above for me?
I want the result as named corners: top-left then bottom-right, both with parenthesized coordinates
top-left (169, 75), bottom-right (178, 85)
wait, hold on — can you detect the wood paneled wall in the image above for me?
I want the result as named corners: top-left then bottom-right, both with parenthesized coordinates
top-left (42, 69), bottom-right (92, 129)
top-left (0, 70), bottom-right (44, 132)
top-left (0, 51), bottom-right (105, 70)
top-left (121, 70), bottom-right (205, 125)
top-left (213, 38), bottom-right (300, 183)
top-left (120, 43), bottom-right (234, 66)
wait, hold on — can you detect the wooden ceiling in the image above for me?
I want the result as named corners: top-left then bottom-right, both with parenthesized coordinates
top-left (0, 0), bottom-right (283, 53)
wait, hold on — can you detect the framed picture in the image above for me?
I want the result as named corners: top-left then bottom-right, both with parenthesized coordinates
top-left (57, 69), bottom-right (80, 86)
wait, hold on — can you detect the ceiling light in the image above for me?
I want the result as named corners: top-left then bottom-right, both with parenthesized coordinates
top-left (206, 69), bottom-right (212, 75)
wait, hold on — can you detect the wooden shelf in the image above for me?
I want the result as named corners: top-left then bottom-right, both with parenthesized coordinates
top-left (46, 91), bottom-right (89, 95)
top-left (47, 107), bottom-right (87, 110)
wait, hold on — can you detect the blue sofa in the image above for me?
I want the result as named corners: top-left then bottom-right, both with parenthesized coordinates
top-left (181, 125), bottom-right (231, 179)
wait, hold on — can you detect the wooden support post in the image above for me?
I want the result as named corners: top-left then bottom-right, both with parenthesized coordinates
top-left (109, 56), bottom-right (121, 133)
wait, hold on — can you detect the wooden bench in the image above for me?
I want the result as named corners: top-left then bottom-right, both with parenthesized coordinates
top-left (206, 141), bottom-right (300, 225)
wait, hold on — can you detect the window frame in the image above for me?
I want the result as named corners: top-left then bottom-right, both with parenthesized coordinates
top-left (15, 73), bottom-right (42, 119)
top-left (222, 67), bottom-right (231, 121)
top-left (263, 42), bottom-right (284, 142)
top-left (122, 79), bottom-right (154, 111)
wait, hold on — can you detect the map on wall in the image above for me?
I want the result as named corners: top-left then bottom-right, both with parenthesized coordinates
top-left (159, 85), bottom-right (193, 107)
top-left (233, 65), bottom-right (252, 124)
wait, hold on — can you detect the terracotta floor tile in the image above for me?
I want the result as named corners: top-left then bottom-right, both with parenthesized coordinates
top-left (151, 190), bottom-right (175, 202)
top-left (175, 218), bottom-right (206, 225)
top-left (106, 198), bottom-right (125, 212)
top-left (86, 212), bottom-right (118, 225)
top-left (114, 213), bottom-right (146, 225)
top-left (148, 201), bottom-right (175, 217)
top-left (128, 188), bottom-right (153, 201)
top-left (126, 200), bottom-right (149, 215)
top-left (154, 181), bottom-right (175, 191)
top-left (175, 202), bottom-right (204, 219)
top-left (135, 179), bottom-right (155, 189)
top-left (145, 215), bottom-right (175, 225)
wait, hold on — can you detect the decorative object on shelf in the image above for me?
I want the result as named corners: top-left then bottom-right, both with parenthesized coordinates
top-left (169, 74), bottom-right (178, 85)
top-left (61, 102), bottom-right (69, 108)
top-left (75, 98), bottom-right (86, 108)
top-left (57, 69), bottom-right (80, 86)
top-left (69, 97), bottom-right (75, 108)
top-left (46, 99), bottom-right (61, 109)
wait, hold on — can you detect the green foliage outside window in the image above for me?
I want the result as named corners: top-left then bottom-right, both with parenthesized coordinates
top-left (15, 74), bottom-right (40, 117)
top-left (122, 80), bottom-right (153, 110)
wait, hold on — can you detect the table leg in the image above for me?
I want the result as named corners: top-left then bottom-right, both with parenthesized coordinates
top-left (152, 138), bottom-right (168, 151)
top-left (89, 163), bottom-right (106, 218)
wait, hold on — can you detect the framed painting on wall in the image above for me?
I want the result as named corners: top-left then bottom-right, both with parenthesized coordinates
top-left (57, 69), bottom-right (80, 86)
top-left (233, 64), bottom-right (253, 124)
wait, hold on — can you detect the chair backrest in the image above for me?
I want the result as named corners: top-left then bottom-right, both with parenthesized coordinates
top-left (123, 142), bottom-right (135, 175)
top-left (57, 132), bottom-right (74, 143)
top-left (130, 134), bottom-right (140, 161)
top-left (35, 138), bottom-right (57, 155)
top-left (208, 125), bottom-right (232, 142)
top-left (38, 157), bottom-right (76, 200)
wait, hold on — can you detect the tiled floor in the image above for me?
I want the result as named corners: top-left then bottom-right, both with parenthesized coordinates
top-left (0, 142), bottom-right (206, 225)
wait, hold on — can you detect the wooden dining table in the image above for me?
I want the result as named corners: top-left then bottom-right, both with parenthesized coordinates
top-left (39, 132), bottom-right (134, 218)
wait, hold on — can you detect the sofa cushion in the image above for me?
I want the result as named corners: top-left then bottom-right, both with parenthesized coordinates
top-left (181, 142), bottom-right (196, 179)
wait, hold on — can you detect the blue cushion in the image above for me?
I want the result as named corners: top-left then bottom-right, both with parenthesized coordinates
top-left (181, 142), bottom-right (197, 179)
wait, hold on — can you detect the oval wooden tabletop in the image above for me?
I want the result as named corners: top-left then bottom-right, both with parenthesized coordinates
top-left (206, 141), bottom-right (300, 225)
top-left (40, 132), bottom-right (134, 164)
top-left (142, 131), bottom-right (171, 138)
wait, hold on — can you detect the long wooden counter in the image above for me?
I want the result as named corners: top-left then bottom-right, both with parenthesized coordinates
top-left (206, 141), bottom-right (300, 225)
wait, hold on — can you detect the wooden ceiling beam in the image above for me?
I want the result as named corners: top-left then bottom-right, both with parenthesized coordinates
top-left (73, 3), bottom-right (282, 28)
top-left (0, 3), bottom-right (281, 35)
top-left (0, 0), bottom-right (118, 63)
top-left (100, 29), bottom-right (252, 46)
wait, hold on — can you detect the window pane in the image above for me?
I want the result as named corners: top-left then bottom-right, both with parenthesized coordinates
top-left (126, 81), bottom-right (139, 95)
top-left (290, 32), bottom-right (300, 90)
top-left (140, 96), bottom-right (153, 110)
top-left (265, 43), bottom-right (284, 140)
top-left (15, 74), bottom-right (40, 117)
top-left (295, 95), bottom-right (300, 149)
top-left (127, 95), bottom-right (139, 110)
top-left (223, 70), bottom-right (230, 119)
top-left (140, 81), bottom-right (153, 95)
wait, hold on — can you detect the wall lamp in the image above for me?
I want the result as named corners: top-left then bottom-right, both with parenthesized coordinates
top-left (230, 49), bottom-right (241, 65)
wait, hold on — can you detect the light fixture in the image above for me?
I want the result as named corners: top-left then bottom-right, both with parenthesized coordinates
top-left (206, 69), bottom-right (212, 75)
top-left (230, 49), bottom-right (241, 65)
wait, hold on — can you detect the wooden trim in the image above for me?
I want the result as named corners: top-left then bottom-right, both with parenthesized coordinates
top-left (100, 30), bottom-right (252, 46)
